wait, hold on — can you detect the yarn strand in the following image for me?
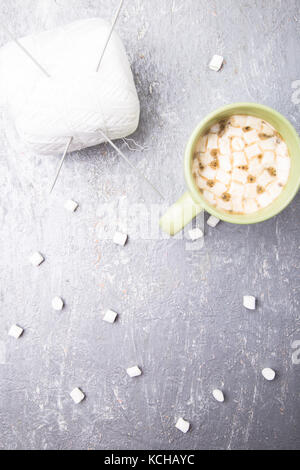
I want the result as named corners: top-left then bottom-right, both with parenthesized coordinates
top-left (98, 129), bottom-right (165, 201)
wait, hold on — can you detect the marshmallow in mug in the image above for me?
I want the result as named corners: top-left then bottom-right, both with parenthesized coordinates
top-left (192, 115), bottom-right (291, 215)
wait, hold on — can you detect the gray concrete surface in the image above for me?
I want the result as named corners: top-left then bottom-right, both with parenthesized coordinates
top-left (0, 0), bottom-right (300, 450)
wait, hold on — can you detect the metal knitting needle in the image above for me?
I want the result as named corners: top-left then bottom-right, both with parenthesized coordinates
top-left (49, 137), bottom-right (73, 194)
top-left (1, 24), bottom-right (50, 78)
top-left (96, 0), bottom-right (125, 72)
top-left (98, 129), bottom-right (165, 200)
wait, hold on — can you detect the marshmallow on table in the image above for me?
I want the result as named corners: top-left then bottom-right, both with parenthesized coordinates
top-left (207, 215), bottom-right (220, 228)
top-left (262, 368), bottom-right (276, 381)
top-left (212, 389), bottom-right (225, 403)
top-left (103, 309), bottom-right (118, 324)
top-left (64, 199), bottom-right (79, 212)
top-left (175, 418), bottom-right (190, 434)
top-left (188, 228), bottom-right (204, 241)
top-left (243, 295), bottom-right (256, 310)
top-left (209, 54), bottom-right (224, 71)
top-left (8, 324), bottom-right (24, 339)
top-left (70, 387), bottom-right (85, 404)
top-left (29, 252), bottom-right (45, 266)
top-left (113, 232), bottom-right (128, 247)
top-left (52, 296), bottom-right (64, 311)
top-left (126, 366), bottom-right (142, 378)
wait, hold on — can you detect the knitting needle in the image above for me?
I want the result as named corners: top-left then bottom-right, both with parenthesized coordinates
top-left (96, 0), bottom-right (125, 72)
top-left (98, 129), bottom-right (165, 200)
top-left (49, 137), bottom-right (73, 194)
top-left (1, 24), bottom-right (50, 78)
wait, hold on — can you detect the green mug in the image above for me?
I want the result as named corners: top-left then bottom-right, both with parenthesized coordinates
top-left (160, 102), bottom-right (300, 235)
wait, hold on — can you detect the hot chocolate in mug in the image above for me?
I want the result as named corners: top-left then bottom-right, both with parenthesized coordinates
top-left (160, 103), bottom-right (300, 235)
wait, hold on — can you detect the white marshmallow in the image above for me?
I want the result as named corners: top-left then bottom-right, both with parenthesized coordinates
top-left (70, 387), bottom-right (85, 404)
top-left (216, 169), bottom-right (231, 185)
top-left (210, 123), bottom-right (220, 133)
top-left (29, 252), bottom-right (45, 267)
top-left (276, 141), bottom-right (288, 157)
top-left (245, 116), bottom-right (262, 130)
top-left (259, 137), bottom-right (276, 151)
top-left (229, 181), bottom-right (244, 197)
top-left (200, 152), bottom-right (213, 166)
top-left (232, 137), bottom-right (245, 151)
top-left (243, 295), bottom-right (256, 310)
top-left (195, 135), bottom-right (207, 153)
top-left (212, 389), bottom-right (225, 403)
top-left (219, 137), bottom-right (230, 155)
top-left (207, 215), bottom-right (220, 227)
top-left (203, 190), bottom-right (215, 205)
top-left (233, 152), bottom-right (247, 167)
top-left (232, 168), bottom-right (247, 184)
top-left (245, 143), bottom-right (262, 159)
top-left (192, 159), bottom-right (200, 175)
top-left (207, 133), bottom-right (219, 149)
top-left (175, 417), bottom-right (190, 434)
top-left (202, 166), bottom-right (217, 180)
top-left (196, 176), bottom-right (207, 189)
top-left (113, 232), bottom-right (128, 247)
top-left (212, 181), bottom-right (227, 197)
top-left (217, 198), bottom-right (232, 212)
top-left (103, 309), bottom-right (118, 324)
top-left (219, 153), bottom-right (231, 171)
top-left (262, 151), bottom-right (275, 167)
top-left (244, 199), bottom-right (258, 214)
top-left (261, 122), bottom-right (274, 135)
top-left (277, 156), bottom-right (290, 184)
top-left (257, 192), bottom-right (272, 208)
top-left (199, 135), bottom-right (208, 152)
top-left (127, 366), bottom-right (142, 378)
top-left (64, 199), bottom-right (79, 212)
top-left (52, 296), bottom-right (64, 311)
top-left (262, 368), bottom-right (276, 381)
top-left (257, 170), bottom-right (273, 187)
top-left (209, 54), bottom-right (224, 71)
top-left (267, 182), bottom-right (283, 199)
top-left (232, 197), bottom-right (244, 213)
top-left (243, 129), bottom-right (259, 145)
top-left (277, 170), bottom-right (289, 186)
top-left (232, 115), bottom-right (247, 127)
top-left (8, 324), bottom-right (24, 339)
top-left (249, 158), bottom-right (262, 177)
top-left (189, 228), bottom-right (204, 241)
top-left (244, 183), bottom-right (257, 199)
top-left (226, 126), bottom-right (243, 138)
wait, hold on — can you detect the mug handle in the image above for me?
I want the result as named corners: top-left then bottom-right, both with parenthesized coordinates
top-left (160, 191), bottom-right (204, 236)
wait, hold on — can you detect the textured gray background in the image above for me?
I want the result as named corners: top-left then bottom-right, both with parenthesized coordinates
top-left (0, 0), bottom-right (300, 451)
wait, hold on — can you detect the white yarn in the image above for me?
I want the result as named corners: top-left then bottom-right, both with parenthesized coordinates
top-left (0, 18), bottom-right (140, 155)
